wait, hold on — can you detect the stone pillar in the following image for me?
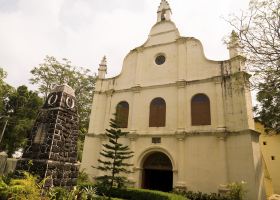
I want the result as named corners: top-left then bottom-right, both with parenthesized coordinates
top-left (130, 85), bottom-right (141, 131)
top-left (176, 80), bottom-right (186, 130)
top-left (97, 134), bottom-right (107, 177)
top-left (175, 131), bottom-right (186, 190)
top-left (104, 89), bottom-right (114, 130)
top-left (176, 38), bottom-right (187, 133)
top-left (215, 78), bottom-right (226, 130)
top-left (217, 133), bottom-right (228, 186)
top-left (128, 133), bottom-right (138, 185)
top-left (16, 84), bottom-right (79, 189)
top-left (89, 91), bottom-right (106, 134)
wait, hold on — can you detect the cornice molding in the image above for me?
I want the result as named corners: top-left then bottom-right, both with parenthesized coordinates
top-left (86, 129), bottom-right (257, 138)
top-left (95, 76), bottom-right (223, 94)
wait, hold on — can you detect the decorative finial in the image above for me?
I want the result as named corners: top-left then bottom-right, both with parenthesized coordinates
top-left (98, 55), bottom-right (107, 79)
top-left (227, 30), bottom-right (242, 58)
top-left (157, 0), bottom-right (172, 22)
top-left (229, 31), bottom-right (239, 45)
top-left (100, 56), bottom-right (107, 66)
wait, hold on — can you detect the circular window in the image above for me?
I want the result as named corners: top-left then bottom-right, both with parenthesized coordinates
top-left (155, 55), bottom-right (166, 65)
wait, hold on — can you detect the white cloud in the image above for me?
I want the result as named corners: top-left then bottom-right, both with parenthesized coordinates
top-left (0, 0), bottom-right (250, 89)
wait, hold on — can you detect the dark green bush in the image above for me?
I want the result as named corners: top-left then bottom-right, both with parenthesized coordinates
top-left (174, 182), bottom-right (246, 200)
top-left (175, 190), bottom-right (228, 200)
top-left (97, 187), bottom-right (187, 200)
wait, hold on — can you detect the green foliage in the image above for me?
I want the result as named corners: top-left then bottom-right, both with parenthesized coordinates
top-left (0, 172), bottom-right (100, 200)
top-left (174, 182), bottom-right (246, 200)
top-left (77, 169), bottom-right (91, 185)
top-left (255, 70), bottom-right (280, 133)
top-left (94, 117), bottom-right (134, 197)
top-left (0, 171), bottom-right (44, 200)
top-left (78, 184), bottom-right (98, 199)
top-left (97, 187), bottom-right (187, 200)
top-left (48, 187), bottom-right (76, 200)
top-left (0, 68), bottom-right (7, 80)
top-left (30, 56), bottom-right (96, 160)
top-left (174, 190), bottom-right (228, 200)
top-left (47, 184), bottom-right (100, 200)
top-left (226, 182), bottom-right (246, 200)
top-left (0, 68), bottom-right (13, 122)
top-left (0, 177), bottom-right (9, 199)
top-left (0, 83), bottom-right (43, 156)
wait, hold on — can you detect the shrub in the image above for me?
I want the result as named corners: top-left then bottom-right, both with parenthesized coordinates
top-left (0, 171), bottom-right (43, 200)
top-left (226, 182), bottom-right (246, 200)
top-left (47, 184), bottom-right (101, 200)
top-left (77, 169), bottom-right (91, 185)
top-left (97, 187), bottom-right (187, 200)
top-left (48, 187), bottom-right (72, 200)
top-left (174, 182), bottom-right (246, 200)
top-left (174, 190), bottom-right (228, 200)
top-left (0, 172), bottom-right (101, 200)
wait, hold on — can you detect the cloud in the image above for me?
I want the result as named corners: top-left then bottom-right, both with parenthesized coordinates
top-left (0, 0), bottom-right (64, 87)
top-left (0, 0), bottom-right (19, 13)
top-left (0, 0), bottom-right (250, 89)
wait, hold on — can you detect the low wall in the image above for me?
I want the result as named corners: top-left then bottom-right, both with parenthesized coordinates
top-left (0, 152), bottom-right (18, 175)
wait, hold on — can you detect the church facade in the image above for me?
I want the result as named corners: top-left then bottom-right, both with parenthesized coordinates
top-left (81, 1), bottom-right (265, 199)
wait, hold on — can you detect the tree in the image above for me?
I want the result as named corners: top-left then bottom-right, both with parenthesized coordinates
top-left (94, 117), bottom-right (133, 197)
top-left (30, 56), bottom-right (96, 159)
top-left (255, 72), bottom-right (280, 133)
top-left (0, 68), bottom-right (12, 153)
top-left (0, 85), bottom-right (43, 157)
top-left (0, 68), bottom-right (7, 87)
top-left (0, 69), bottom-right (43, 156)
top-left (0, 68), bottom-right (13, 118)
top-left (227, 0), bottom-right (280, 133)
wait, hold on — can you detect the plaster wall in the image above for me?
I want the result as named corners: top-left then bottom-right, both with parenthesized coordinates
top-left (81, 14), bottom-right (265, 200)
top-left (82, 131), bottom-right (264, 200)
top-left (256, 122), bottom-right (280, 195)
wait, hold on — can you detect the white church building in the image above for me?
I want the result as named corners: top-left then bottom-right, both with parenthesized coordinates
top-left (81, 1), bottom-right (265, 199)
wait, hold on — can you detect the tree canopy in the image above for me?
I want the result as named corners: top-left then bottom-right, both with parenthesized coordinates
top-left (228, 0), bottom-right (280, 133)
top-left (0, 68), bottom-right (12, 118)
top-left (0, 68), bottom-right (43, 156)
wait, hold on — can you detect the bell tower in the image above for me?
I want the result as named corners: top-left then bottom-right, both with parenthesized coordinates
top-left (157, 0), bottom-right (172, 22)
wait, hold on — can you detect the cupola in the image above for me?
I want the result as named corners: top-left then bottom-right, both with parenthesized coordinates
top-left (157, 0), bottom-right (172, 22)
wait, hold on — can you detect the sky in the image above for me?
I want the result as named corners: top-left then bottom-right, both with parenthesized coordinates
top-left (0, 0), bottom-right (250, 89)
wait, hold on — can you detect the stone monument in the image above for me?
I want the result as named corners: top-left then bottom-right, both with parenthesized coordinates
top-left (16, 84), bottom-right (79, 188)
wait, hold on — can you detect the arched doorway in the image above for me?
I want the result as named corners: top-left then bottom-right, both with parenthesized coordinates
top-left (142, 152), bottom-right (173, 192)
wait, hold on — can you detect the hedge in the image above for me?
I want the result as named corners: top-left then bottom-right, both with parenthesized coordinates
top-left (104, 188), bottom-right (187, 200)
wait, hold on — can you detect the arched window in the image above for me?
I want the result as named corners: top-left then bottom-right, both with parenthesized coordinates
top-left (149, 98), bottom-right (166, 127)
top-left (191, 94), bottom-right (211, 125)
top-left (116, 101), bottom-right (129, 128)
